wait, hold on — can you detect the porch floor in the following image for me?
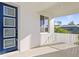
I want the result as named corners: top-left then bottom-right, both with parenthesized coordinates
top-left (1, 43), bottom-right (79, 57)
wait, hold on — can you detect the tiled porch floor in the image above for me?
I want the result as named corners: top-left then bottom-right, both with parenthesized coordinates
top-left (1, 43), bottom-right (79, 57)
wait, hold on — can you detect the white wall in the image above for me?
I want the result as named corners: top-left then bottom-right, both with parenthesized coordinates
top-left (40, 33), bottom-right (49, 45)
top-left (19, 5), bottom-right (40, 51)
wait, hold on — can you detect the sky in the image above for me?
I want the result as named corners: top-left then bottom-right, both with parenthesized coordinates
top-left (54, 13), bottom-right (79, 25)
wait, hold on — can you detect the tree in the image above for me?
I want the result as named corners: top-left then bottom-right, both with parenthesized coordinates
top-left (68, 21), bottom-right (75, 25)
top-left (77, 24), bottom-right (79, 25)
top-left (57, 21), bottom-right (62, 26)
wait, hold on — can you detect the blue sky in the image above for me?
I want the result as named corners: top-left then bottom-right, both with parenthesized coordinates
top-left (54, 13), bottom-right (79, 25)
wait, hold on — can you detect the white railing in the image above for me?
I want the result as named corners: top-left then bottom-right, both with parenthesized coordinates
top-left (54, 33), bottom-right (79, 44)
top-left (41, 33), bottom-right (55, 45)
top-left (41, 33), bottom-right (79, 45)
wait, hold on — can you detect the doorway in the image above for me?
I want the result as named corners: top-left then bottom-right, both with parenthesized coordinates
top-left (0, 2), bottom-right (18, 54)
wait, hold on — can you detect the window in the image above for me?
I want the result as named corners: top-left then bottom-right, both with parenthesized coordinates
top-left (40, 15), bottom-right (49, 32)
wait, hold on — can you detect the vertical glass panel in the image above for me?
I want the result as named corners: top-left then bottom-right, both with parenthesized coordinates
top-left (40, 15), bottom-right (44, 32)
top-left (3, 17), bottom-right (15, 27)
top-left (3, 38), bottom-right (16, 49)
top-left (3, 28), bottom-right (16, 38)
top-left (44, 17), bottom-right (49, 32)
top-left (3, 6), bottom-right (16, 17)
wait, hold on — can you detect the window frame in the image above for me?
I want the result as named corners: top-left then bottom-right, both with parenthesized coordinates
top-left (40, 15), bottom-right (49, 33)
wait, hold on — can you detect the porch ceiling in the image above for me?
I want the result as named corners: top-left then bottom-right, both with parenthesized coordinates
top-left (15, 2), bottom-right (57, 12)
top-left (40, 2), bottom-right (79, 18)
top-left (14, 2), bottom-right (79, 18)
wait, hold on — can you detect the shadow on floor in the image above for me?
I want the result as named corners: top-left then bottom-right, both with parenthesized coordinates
top-left (32, 42), bottom-right (65, 49)
top-left (36, 46), bottom-right (79, 57)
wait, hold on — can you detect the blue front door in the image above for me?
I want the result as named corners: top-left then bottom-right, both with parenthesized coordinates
top-left (0, 2), bottom-right (18, 54)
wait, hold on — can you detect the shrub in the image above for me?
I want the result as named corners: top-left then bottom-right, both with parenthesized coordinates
top-left (55, 26), bottom-right (69, 33)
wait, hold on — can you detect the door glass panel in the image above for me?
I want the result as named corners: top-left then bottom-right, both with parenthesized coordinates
top-left (3, 6), bottom-right (16, 17)
top-left (3, 17), bottom-right (15, 27)
top-left (3, 38), bottom-right (16, 49)
top-left (3, 28), bottom-right (16, 38)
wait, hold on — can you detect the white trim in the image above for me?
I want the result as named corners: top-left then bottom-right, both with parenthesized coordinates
top-left (40, 32), bottom-right (49, 34)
